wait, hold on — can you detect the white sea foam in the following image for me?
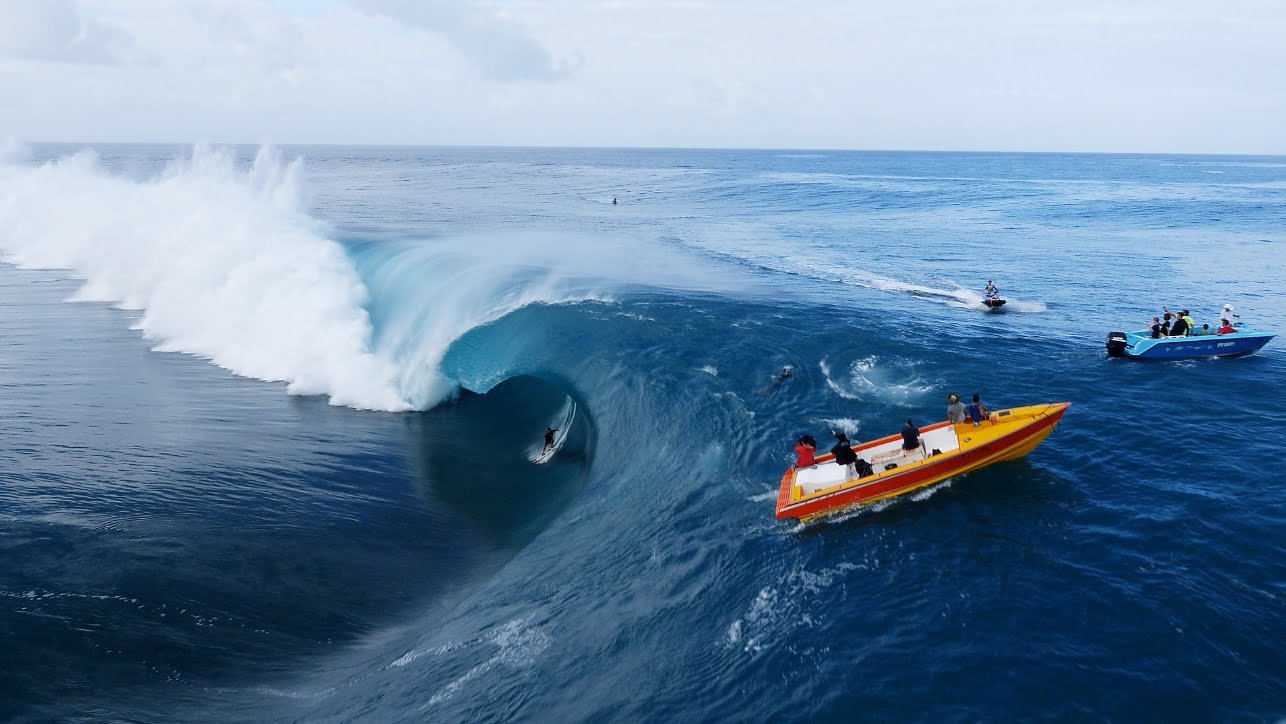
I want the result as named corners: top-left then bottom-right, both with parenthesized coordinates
top-left (820, 356), bottom-right (933, 402)
top-left (818, 417), bottom-right (861, 435)
top-left (0, 145), bottom-right (411, 410)
top-left (725, 562), bottom-right (862, 653)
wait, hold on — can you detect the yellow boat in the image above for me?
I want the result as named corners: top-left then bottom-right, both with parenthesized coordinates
top-left (776, 403), bottom-right (1069, 522)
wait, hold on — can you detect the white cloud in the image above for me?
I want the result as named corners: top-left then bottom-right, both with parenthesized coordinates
top-left (349, 0), bottom-right (573, 81)
top-left (0, 0), bottom-right (130, 64)
top-left (0, 0), bottom-right (1282, 152)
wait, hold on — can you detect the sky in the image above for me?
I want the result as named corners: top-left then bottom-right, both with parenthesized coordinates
top-left (0, 0), bottom-right (1283, 154)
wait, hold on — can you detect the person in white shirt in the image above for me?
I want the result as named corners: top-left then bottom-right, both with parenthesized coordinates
top-left (1219, 304), bottom-right (1239, 326)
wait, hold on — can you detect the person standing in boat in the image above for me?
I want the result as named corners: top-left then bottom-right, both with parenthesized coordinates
top-left (794, 435), bottom-right (817, 468)
top-left (947, 393), bottom-right (968, 424)
top-left (1220, 304), bottom-right (1239, 326)
top-left (1167, 311), bottom-right (1190, 337)
top-left (901, 419), bottom-right (921, 452)
top-left (830, 431), bottom-right (858, 480)
top-left (968, 394), bottom-right (988, 426)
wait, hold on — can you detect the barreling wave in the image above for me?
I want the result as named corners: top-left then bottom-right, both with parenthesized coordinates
top-left (0, 144), bottom-right (772, 412)
top-left (0, 145), bottom-right (621, 411)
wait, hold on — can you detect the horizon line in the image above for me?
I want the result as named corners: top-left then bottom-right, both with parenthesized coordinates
top-left (18, 139), bottom-right (1286, 159)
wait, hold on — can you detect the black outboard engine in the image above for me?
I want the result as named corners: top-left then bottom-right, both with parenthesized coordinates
top-left (1105, 331), bottom-right (1128, 357)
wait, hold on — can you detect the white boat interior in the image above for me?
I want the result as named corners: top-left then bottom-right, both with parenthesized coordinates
top-left (795, 425), bottom-right (962, 495)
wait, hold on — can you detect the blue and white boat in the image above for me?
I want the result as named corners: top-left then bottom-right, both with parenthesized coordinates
top-left (1105, 327), bottom-right (1275, 360)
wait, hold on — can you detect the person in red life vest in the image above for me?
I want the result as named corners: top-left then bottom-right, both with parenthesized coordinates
top-left (794, 435), bottom-right (817, 468)
top-left (1217, 319), bottom-right (1238, 335)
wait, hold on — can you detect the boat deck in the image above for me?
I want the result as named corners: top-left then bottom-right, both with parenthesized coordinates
top-left (795, 425), bottom-right (961, 496)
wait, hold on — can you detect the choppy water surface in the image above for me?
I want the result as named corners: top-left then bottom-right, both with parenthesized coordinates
top-left (1, 144), bottom-right (1283, 720)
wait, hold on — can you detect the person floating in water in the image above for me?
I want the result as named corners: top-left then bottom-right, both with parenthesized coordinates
top-left (612, 197), bottom-right (617, 205)
top-left (773, 367), bottom-right (792, 385)
top-left (543, 426), bottom-right (559, 452)
top-left (984, 280), bottom-right (999, 299)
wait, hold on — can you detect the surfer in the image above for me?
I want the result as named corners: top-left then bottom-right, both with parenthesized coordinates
top-left (542, 426), bottom-right (559, 452)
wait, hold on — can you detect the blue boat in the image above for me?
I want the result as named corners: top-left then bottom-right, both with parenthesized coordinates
top-left (1106, 327), bottom-right (1275, 359)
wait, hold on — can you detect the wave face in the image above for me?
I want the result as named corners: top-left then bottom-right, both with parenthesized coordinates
top-left (3, 144), bottom-right (1286, 722)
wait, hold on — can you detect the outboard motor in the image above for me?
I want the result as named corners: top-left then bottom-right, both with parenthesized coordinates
top-left (1105, 331), bottom-right (1128, 357)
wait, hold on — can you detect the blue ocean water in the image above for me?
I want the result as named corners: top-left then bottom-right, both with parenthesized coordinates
top-left (1, 143), bottom-right (1284, 721)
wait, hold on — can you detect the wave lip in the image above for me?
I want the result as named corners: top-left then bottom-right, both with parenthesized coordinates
top-left (0, 144), bottom-right (410, 410)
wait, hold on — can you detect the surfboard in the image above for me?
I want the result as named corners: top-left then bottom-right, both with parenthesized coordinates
top-left (531, 399), bottom-right (576, 464)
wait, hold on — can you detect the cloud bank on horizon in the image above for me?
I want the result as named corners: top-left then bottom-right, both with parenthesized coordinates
top-left (0, 0), bottom-right (1282, 154)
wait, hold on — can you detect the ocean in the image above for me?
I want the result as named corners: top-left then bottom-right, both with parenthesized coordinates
top-left (0, 143), bottom-right (1283, 721)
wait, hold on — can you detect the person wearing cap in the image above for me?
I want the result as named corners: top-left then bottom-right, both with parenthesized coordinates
top-left (947, 393), bottom-right (968, 424)
top-left (1168, 311), bottom-right (1190, 337)
top-left (1219, 303), bottom-right (1239, 325)
top-left (830, 430), bottom-right (858, 480)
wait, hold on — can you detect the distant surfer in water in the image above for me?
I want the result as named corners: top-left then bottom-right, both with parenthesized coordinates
top-left (543, 426), bottom-right (558, 452)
